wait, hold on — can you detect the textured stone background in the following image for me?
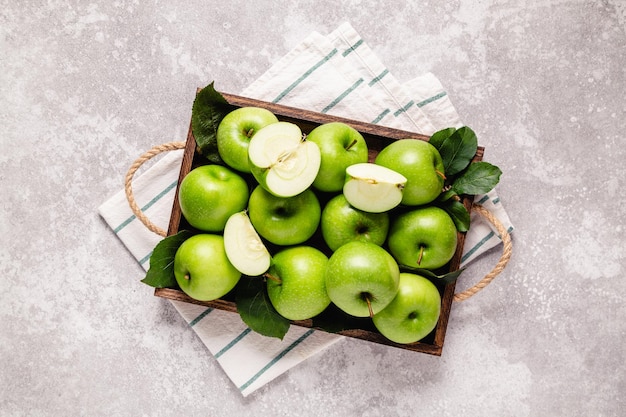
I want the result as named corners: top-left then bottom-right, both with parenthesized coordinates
top-left (2, 1), bottom-right (625, 416)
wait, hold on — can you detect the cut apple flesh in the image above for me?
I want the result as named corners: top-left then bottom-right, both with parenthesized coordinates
top-left (223, 211), bottom-right (271, 276)
top-left (343, 163), bottom-right (407, 213)
top-left (248, 122), bottom-right (321, 197)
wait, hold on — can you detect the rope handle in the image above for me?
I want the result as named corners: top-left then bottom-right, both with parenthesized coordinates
top-left (124, 141), bottom-right (186, 237)
top-left (124, 142), bottom-right (512, 302)
top-left (452, 204), bottom-right (512, 302)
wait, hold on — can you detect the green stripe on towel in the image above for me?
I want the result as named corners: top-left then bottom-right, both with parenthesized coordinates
top-left (371, 108), bottom-right (391, 124)
top-left (368, 69), bottom-right (389, 86)
top-left (189, 308), bottom-right (213, 327)
top-left (342, 38), bottom-right (363, 56)
top-left (215, 328), bottom-right (253, 359)
top-left (239, 329), bottom-right (316, 392)
top-left (322, 78), bottom-right (364, 113)
top-left (272, 49), bottom-right (338, 103)
top-left (416, 91), bottom-right (447, 107)
top-left (393, 100), bottom-right (415, 117)
top-left (113, 180), bottom-right (178, 234)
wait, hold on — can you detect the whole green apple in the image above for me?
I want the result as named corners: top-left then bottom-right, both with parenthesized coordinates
top-left (266, 246), bottom-right (330, 321)
top-left (387, 206), bottom-right (458, 270)
top-left (321, 194), bottom-right (389, 251)
top-left (248, 185), bottom-right (321, 246)
top-left (174, 234), bottom-right (242, 301)
top-left (178, 164), bottom-right (249, 232)
top-left (325, 241), bottom-right (400, 317)
top-left (216, 106), bottom-right (279, 173)
top-left (374, 139), bottom-right (445, 206)
top-left (306, 122), bottom-right (369, 192)
top-left (372, 273), bottom-right (441, 344)
top-left (248, 121), bottom-right (321, 197)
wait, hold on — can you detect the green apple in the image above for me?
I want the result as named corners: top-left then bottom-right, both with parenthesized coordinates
top-left (387, 206), bottom-right (458, 270)
top-left (178, 164), bottom-right (249, 232)
top-left (325, 241), bottom-right (400, 317)
top-left (372, 273), bottom-right (441, 344)
top-left (223, 211), bottom-right (271, 276)
top-left (306, 122), bottom-right (369, 192)
top-left (247, 185), bottom-right (321, 246)
top-left (248, 121), bottom-right (321, 197)
top-left (320, 194), bottom-right (389, 251)
top-left (375, 139), bottom-right (445, 206)
top-left (174, 234), bottom-right (241, 301)
top-left (265, 246), bottom-right (330, 321)
top-left (343, 162), bottom-right (407, 213)
top-left (216, 106), bottom-right (279, 173)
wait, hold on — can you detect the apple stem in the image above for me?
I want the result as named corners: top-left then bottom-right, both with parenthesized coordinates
top-left (264, 273), bottom-right (282, 284)
top-left (184, 274), bottom-right (190, 280)
top-left (417, 246), bottom-right (425, 266)
top-left (366, 296), bottom-right (374, 318)
top-left (246, 128), bottom-right (255, 138)
top-left (345, 138), bottom-right (358, 151)
top-left (436, 170), bottom-right (447, 180)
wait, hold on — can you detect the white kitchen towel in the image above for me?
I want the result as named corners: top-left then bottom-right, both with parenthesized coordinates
top-left (99, 22), bottom-right (514, 397)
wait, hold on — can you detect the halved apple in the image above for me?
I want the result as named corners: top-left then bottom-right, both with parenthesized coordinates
top-left (248, 122), bottom-right (321, 197)
top-left (343, 163), bottom-right (407, 213)
top-left (223, 211), bottom-right (271, 276)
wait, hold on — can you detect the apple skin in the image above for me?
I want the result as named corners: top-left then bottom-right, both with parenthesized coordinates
top-left (178, 164), bottom-right (249, 232)
top-left (247, 185), bottom-right (321, 246)
top-left (174, 234), bottom-right (242, 301)
top-left (325, 241), bottom-right (400, 318)
top-left (387, 206), bottom-right (458, 270)
top-left (266, 246), bottom-right (330, 321)
top-left (216, 107), bottom-right (279, 173)
top-left (372, 273), bottom-right (441, 344)
top-left (321, 194), bottom-right (389, 251)
top-left (306, 122), bottom-right (369, 192)
top-left (374, 139), bottom-right (445, 206)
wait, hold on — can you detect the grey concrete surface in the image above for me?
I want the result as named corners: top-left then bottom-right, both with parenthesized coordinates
top-left (1, 1), bottom-right (625, 416)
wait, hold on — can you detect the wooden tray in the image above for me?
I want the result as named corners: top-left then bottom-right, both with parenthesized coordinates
top-left (154, 92), bottom-right (484, 356)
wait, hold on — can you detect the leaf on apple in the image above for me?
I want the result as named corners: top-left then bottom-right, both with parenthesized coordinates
top-left (429, 126), bottom-right (478, 177)
top-left (451, 161), bottom-right (502, 195)
top-left (441, 198), bottom-right (471, 232)
top-left (235, 276), bottom-right (290, 340)
top-left (141, 230), bottom-right (194, 288)
top-left (398, 265), bottom-right (465, 285)
top-left (191, 82), bottom-right (233, 164)
top-left (427, 127), bottom-right (457, 149)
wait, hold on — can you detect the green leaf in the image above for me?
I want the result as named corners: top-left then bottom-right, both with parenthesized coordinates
top-left (451, 161), bottom-right (502, 195)
top-left (428, 127), bottom-right (456, 149)
top-left (437, 188), bottom-right (458, 203)
top-left (441, 198), bottom-right (471, 232)
top-left (191, 82), bottom-right (233, 164)
top-left (399, 265), bottom-right (466, 285)
top-left (436, 126), bottom-right (478, 177)
top-left (141, 230), bottom-right (194, 288)
top-left (235, 276), bottom-right (290, 340)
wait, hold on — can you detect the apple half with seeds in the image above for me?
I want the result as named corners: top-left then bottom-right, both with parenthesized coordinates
top-left (248, 121), bottom-right (321, 198)
top-left (343, 163), bottom-right (408, 213)
top-left (223, 211), bottom-right (271, 277)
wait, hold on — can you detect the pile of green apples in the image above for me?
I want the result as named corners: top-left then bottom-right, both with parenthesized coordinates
top-left (171, 106), bottom-right (461, 345)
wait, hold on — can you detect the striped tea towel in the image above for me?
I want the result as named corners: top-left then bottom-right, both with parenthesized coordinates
top-left (98, 22), bottom-right (514, 397)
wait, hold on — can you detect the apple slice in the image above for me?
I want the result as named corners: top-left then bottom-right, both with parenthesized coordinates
top-left (223, 211), bottom-right (271, 276)
top-left (248, 121), bottom-right (321, 197)
top-left (343, 163), bottom-right (408, 213)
